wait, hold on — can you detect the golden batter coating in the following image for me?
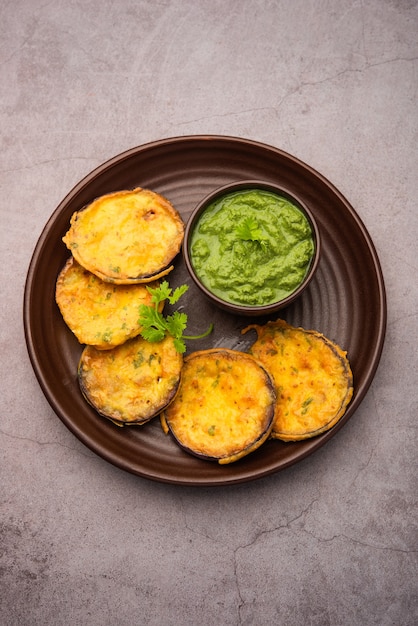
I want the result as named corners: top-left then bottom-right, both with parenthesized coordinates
top-left (161, 348), bottom-right (276, 464)
top-left (55, 257), bottom-right (161, 350)
top-left (78, 335), bottom-right (183, 426)
top-left (243, 319), bottom-right (353, 441)
top-left (62, 188), bottom-right (184, 284)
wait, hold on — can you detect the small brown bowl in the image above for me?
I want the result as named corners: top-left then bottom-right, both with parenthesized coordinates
top-left (183, 180), bottom-right (321, 316)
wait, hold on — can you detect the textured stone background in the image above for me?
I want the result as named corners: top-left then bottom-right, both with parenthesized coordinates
top-left (1, 1), bottom-right (417, 624)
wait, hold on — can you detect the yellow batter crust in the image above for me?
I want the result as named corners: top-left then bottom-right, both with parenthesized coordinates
top-left (161, 348), bottom-right (276, 464)
top-left (56, 257), bottom-right (161, 349)
top-left (243, 319), bottom-right (353, 441)
top-left (78, 334), bottom-right (183, 426)
top-left (63, 187), bottom-right (184, 284)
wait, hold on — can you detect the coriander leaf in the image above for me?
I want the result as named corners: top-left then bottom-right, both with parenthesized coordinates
top-left (146, 280), bottom-right (172, 306)
top-left (236, 217), bottom-right (268, 250)
top-left (138, 281), bottom-right (213, 353)
top-left (236, 217), bottom-right (261, 241)
top-left (140, 326), bottom-right (166, 343)
top-left (138, 304), bottom-right (165, 332)
top-left (165, 311), bottom-right (188, 339)
top-left (168, 284), bottom-right (189, 305)
top-left (173, 338), bottom-right (187, 354)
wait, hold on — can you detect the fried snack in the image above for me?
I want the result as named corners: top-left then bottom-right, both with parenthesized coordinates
top-left (161, 348), bottom-right (276, 464)
top-left (62, 188), bottom-right (184, 284)
top-left (56, 257), bottom-right (161, 350)
top-left (78, 334), bottom-right (183, 426)
top-left (243, 319), bottom-right (353, 441)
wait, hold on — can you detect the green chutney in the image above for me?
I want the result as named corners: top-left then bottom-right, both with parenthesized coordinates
top-left (190, 189), bottom-right (315, 306)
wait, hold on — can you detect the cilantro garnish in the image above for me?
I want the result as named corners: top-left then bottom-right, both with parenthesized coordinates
top-left (236, 217), bottom-right (268, 250)
top-left (138, 281), bottom-right (213, 354)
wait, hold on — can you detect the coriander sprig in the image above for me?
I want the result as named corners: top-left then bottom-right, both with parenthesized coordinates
top-left (138, 281), bottom-right (213, 354)
top-left (236, 217), bottom-right (268, 251)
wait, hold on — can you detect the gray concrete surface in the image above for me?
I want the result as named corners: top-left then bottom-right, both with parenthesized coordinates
top-left (1, 1), bottom-right (417, 624)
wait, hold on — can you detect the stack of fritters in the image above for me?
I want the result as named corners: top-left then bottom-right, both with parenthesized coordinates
top-left (56, 188), bottom-right (185, 426)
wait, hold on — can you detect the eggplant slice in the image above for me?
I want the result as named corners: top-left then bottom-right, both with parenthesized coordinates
top-left (161, 348), bottom-right (276, 464)
top-left (243, 319), bottom-right (353, 441)
top-left (78, 335), bottom-right (183, 426)
top-left (63, 188), bottom-right (184, 284)
top-left (56, 257), bottom-right (161, 349)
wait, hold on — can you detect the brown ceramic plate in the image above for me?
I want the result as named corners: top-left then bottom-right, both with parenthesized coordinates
top-left (24, 136), bottom-right (386, 486)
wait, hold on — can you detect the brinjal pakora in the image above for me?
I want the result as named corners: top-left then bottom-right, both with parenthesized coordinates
top-left (243, 319), bottom-right (353, 441)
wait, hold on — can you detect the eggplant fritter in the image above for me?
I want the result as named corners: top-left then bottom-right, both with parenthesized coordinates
top-left (243, 319), bottom-right (353, 441)
top-left (161, 348), bottom-right (276, 464)
top-left (78, 334), bottom-right (183, 426)
top-left (62, 188), bottom-right (184, 284)
top-left (56, 257), bottom-right (161, 349)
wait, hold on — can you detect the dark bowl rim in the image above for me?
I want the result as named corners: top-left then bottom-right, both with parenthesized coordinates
top-left (182, 179), bottom-right (321, 315)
